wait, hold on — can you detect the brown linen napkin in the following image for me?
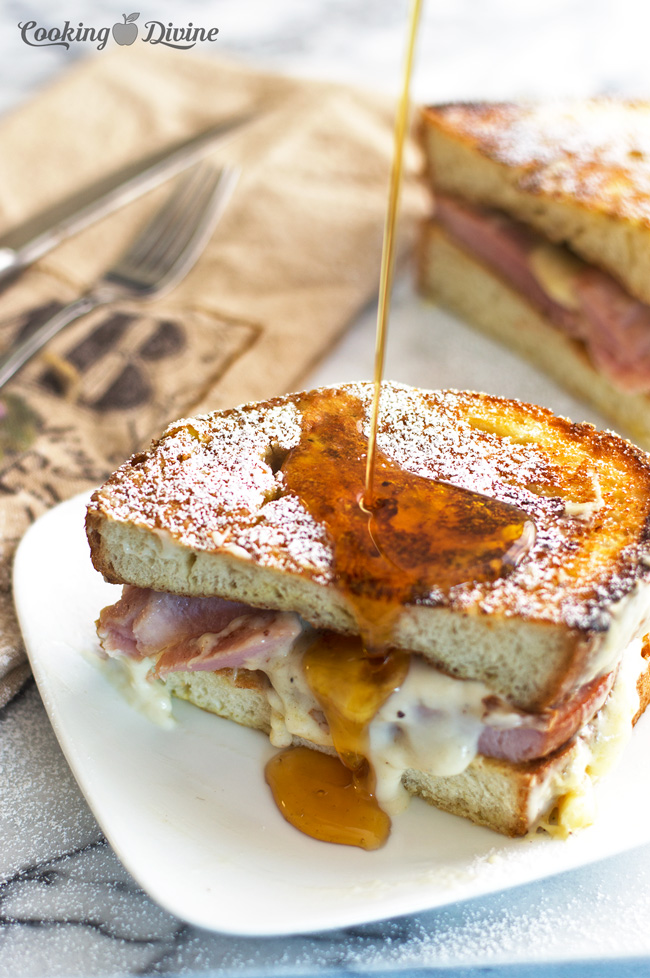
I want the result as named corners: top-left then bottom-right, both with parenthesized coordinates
top-left (0, 47), bottom-right (425, 707)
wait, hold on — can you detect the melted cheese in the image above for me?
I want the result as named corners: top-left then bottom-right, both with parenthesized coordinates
top-left (263, 630), bottom-right (332, 750)
top-left (256, 643), bottom-right (520, 814)
top-left (258, 634), bottom-right (647, 829)
top-left (368, 659), bottom-right (495, 814)
top-left (530, 637), bottom-right (644, 837)
top-left (529, 242), bottom-right (586, 309)
top-left (97, 655), bottom-right (175, 729)
top-left (101, 618), bottom-right (647, 835)
top-left (586, 580), bottom-right (650, 682)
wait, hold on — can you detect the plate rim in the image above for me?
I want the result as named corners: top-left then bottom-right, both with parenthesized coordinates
top-left (13, 491), bottom-right (650, 936)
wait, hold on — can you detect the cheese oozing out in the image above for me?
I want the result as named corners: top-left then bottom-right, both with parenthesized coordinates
top-left (98, 615), bottom-right (647, 835)
top-left (369, 659), bottom-right (507, 814)
top-left (529, 636), bottom-right (644, 837)
top-left (96, 653), bottom-right (175, 729)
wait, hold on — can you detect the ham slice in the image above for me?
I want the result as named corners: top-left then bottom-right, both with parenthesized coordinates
top-left (435, 195), bottom-right (578, 335)
top-left (574, 272), bottom-right (650, 391)
top-left (435, 194), bottom-right (650, 393)
top-left (478, 670), bottom-right (615, 763)
top-left (97, 585), bottom-right (150, 658)
top-left (154, 612), bottom-right (303, 675)
top-left (97, 585), bottom-right (303, 673)
top-left (97, 584), bottom-right (617, 766)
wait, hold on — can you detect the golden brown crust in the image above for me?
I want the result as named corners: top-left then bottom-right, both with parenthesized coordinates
top-left (230, 668), bottom-right (270, 691)
top-left (421, 100), bottom-right (650, 225)
top-left (87, 382), bottom-right (650, 630)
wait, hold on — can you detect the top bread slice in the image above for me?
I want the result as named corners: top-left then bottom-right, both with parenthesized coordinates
top-left (419, 100), bottom-right (650, 304)
top-left (87, 382), bottom-right (650, 713)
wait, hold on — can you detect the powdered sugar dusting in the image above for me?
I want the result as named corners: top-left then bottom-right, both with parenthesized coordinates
top-left (429, 99), bottom-right (650, 224)
top-left (89, 382), bottom-right (650, 635)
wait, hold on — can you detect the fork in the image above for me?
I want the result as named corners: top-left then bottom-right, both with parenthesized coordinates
top-left (0, 162), bottom-right (239, 391)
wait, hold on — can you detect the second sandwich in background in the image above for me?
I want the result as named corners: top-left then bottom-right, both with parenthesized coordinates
top-left (418, 99), bottom-right (650, 450)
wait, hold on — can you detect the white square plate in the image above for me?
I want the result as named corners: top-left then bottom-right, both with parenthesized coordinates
top-left (13, 492), bottom-right (650, 936)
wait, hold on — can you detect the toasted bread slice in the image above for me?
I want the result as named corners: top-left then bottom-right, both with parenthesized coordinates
top-left (87, 383), bottom-right (650, 712)
top-left (418, 221), bottom-right (650, 450)
top-left (420, 100), bottom-right (650, 305)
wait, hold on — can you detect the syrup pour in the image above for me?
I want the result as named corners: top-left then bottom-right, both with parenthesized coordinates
top-left (264, 0), bottom-right (534, 849)
top-left (266, 634), bottom-right (407, 850)
top-left (365, 0), bottom-right (423, 508)
top-left (265, 745), bottom-right (390, 851)
top-left (302, 634), bottom-right (410, 770)
top-left (281, 390), bottom-right (534, 652)
top-left (265, 391), bottom-right (534, 848)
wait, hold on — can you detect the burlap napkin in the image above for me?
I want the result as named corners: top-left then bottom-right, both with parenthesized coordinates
top-left (0, 46), bottom-right (424, 706)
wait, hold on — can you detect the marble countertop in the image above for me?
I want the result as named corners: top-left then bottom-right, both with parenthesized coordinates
top-left (3, 1), bottom-right (650, 976)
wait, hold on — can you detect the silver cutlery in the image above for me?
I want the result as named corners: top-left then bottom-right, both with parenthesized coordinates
top-left (0, 112), bottom-right (253, 286)
top-left (0, 161), bottom-right (239, 391)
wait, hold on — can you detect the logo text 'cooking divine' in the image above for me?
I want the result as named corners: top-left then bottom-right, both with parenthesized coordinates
top-left (17, 13), bottom-right (219, 51)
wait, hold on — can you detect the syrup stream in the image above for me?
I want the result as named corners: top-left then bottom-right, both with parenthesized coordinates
top-left (364, 0), bottom-right (423, 509)
top-left (265, 4), bottom-right (426, 851)
top-left (264, 1), bottom-right (534, 850)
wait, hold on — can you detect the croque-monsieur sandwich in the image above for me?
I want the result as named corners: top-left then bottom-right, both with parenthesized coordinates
top-left (418, 99), bottom-right (650, 450)
top-left (87, 382), bottom-right (650, 842)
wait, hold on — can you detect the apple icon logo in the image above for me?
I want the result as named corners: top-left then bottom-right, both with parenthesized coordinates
top-left (112, 12), bottom-right (140, 45)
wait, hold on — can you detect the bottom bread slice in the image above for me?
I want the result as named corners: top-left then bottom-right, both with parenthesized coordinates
top-left (162, 651), bottom-right (648, 839)
top-left (404, 744), bottom-right (594, 838)
top-left (165, 668), bottom-right (272, 734)
top-left (417, 221), bottom-right (650, 451)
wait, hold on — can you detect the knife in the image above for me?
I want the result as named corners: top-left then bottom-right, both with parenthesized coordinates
top-left (0, 111), bottom-right (255, 285)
